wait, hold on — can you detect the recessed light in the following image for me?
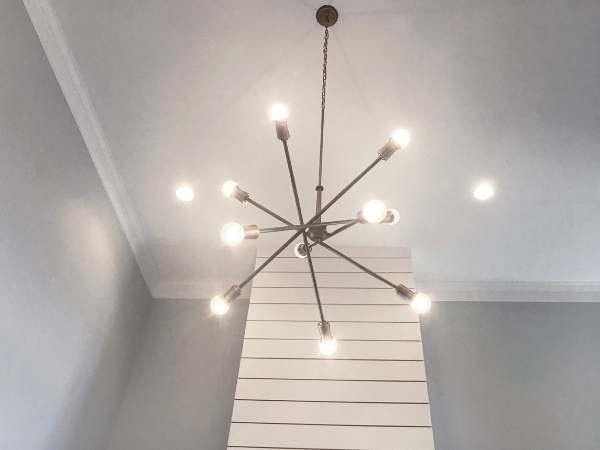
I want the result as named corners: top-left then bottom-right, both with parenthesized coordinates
top-left (473, 182), bottom-right (495, 201)
top-left (176, 185), bottom-right (194, 202)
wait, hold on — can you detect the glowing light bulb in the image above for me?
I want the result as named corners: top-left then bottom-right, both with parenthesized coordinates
top-left (473, 182), bottom-right (495, 201)
top-left (269, 103), bottom-right (289, 122)
top-left (410, 293), bottom-right (432, 314)
top-left (221, 180), bottom-right (238, 198)
top-left (361, 199), bottom-right (387, 224)
top-left (391, 128), bottom-right (411, 148)
top-left (221, 222), bottom-right (245, 246)
top-left (319, 337), bottom-right (338, 355)
top-left (210, 295), bottom-right (230, 315)
top-left (175, 185), bottom-right (194, 202)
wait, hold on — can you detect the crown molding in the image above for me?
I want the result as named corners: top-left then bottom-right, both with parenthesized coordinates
top-left (417, 279), bottom-right (600, 302)
top-left (23, 0), bottom-right (160, 295)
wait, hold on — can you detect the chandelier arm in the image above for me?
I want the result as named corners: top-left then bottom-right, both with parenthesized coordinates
top-left (308, 219), bottom-right (358, 250)
top-left (317, 241), bottom-right (400, 291)
top-left (260, 219), bottom-right (355, 234)
top-left (246, 197), bottom-right (294, 226)
top-left (237, 156), bottom-right (383, 289)
top-left (282, 140), bottom-right (325, 323)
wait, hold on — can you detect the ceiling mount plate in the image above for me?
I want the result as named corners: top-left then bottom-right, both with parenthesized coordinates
top-left (316, 5), bottom-right (338, 27)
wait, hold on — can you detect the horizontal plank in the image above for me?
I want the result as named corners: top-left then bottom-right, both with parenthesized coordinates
top-left (252, 271), bottom-right (414, 288)
top-left (238, 359), bottom-right (426, 381)
top-left (232, 400), bottom-right (431, 426)
top-left (258, 256), bottom-right (413, 273)
top-left (242, 339), bottom-right (423, 360)
top-left (234, 379), bottom-right (430, 403)
top-left (228, 423), bottom-right (434, 450)
top-left (243, 321), bottom-right (421, 340)
top-left (257, 245), bottom-right (411, 259)
top-left (251, 286), bottom-right (407, 303)
top-left (247, 304), bottom-right (418, 322)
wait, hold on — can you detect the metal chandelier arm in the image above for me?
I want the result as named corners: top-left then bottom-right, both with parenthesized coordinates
top-left (246, 197), bottom-right (294, 226)
top-left (237, 155), bottom-right (384, 289)
top-left (259, 218), bottom-right (356, 234)
top-left (282, 140), bottom-right (325, 323)
top-left (317, 241), bottom-right (402, 291)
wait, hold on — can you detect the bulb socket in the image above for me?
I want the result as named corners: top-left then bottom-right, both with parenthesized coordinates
top-left (395, 284), bottom-right (415, 300)
top-left (380, 209), bottom-right (396, 224)
top-left (243, 225), bottom-right (260, 240)
top-left (318, 321), bottom-right (333, 340)
top-left (378, 139), bottom-right (401, 161)
top-left (275, 121), bottom-right (290, 141)
top-left (231, 186), bottom-right (250, 203)
top-left (220, 285), bottom-right (241, 307)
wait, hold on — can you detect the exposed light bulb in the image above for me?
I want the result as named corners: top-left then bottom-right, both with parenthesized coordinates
top-left (387, 208), bottom-right (400, 225)
top-left (361, 199), bottom-right (387, 224)
top-left (410, 292), bottom-right (432, 314)
top-left (175, 185), bottom-right (194, 202)
top-left (473, 182), bottom-right (495, 201)
top-left (391, 128), bottom-right (411, 148)
top-left (210, 295), bottom-right (230, 315)
top-left (294, 242), bottom-right (308, 259)
top-left (221, 180), bottom-right (238, 198)
top-left (221, 222), bottom-right (245, 246)
top-left (319, 337), bottom-right (338, 355)
top-left (269, 103), bottom-right (289, 122)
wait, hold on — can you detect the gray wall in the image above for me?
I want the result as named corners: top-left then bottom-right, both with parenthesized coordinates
top-left (107, 298), bottom-right (248, 450)
top-left (421, 302), bottom-right (600, 450)
top-left (111, 300), bottom-right (600, 450)
top-left (0, 3), bottom-right (152, 450)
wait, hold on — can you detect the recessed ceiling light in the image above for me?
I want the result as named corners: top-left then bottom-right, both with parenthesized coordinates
top-left (176, 185), bottom-right (194, 202)
top-left (473, 182), bottom-right (495, 201)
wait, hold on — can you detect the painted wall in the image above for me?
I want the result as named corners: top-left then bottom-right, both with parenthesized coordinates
top-left (0, 3), bottom-right (152, 450)
top-left (108, 298), bottom-right (600, 450)
top-left (106, 297), bottom-right (248, 450)
top-left (421, 301), bottom-right (600, 450)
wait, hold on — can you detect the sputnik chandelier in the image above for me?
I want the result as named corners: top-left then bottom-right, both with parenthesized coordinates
top-left (212, 5), bottom-right (431, 355)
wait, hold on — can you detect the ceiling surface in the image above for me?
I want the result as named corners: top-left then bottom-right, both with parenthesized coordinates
top-left (32, 0), bottom-right (600, 299)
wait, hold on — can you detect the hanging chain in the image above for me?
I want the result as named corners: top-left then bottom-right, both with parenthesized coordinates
top-left (321, 27), bottom-right (329, 111)
top-left (316, 27), bottom-right (329, 214)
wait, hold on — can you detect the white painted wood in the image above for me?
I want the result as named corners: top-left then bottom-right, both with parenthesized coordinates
top-left (234, 379), bottom-right (430, 403)
top-left (242, 339), bottom-right (423, 360)
top-left (251, 286), bottom-right (407, 303)
top-left (232, 400), bottom-right (432, 426)
top-left (257, 245), bottom-right (411, 259)
top-left (257, 256), bottom-right (413, 273)
top-left (253, 271), bottom-right (414, 288)
top-left (243, 321), bottom-right (422, 340)
top-left (247, 304), bottom-right (418, 322)
top-left (229, 247), bottom-right (433, 449)
top-left (228, 423), bottom-right (434, 450)
top-left (238, 359), bottom-right (426, 381)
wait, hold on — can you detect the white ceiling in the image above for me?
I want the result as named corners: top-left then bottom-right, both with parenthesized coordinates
top-left (29, 0), bottom-right (600, 300)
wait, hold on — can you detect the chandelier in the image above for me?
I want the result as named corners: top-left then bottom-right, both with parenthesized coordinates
top-left (212, 5), bottom-right (431, 355)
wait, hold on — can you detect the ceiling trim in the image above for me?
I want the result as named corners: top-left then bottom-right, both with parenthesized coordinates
top-left (23, 0), bottom-right (160, 295)
top-left (418, 279), bottom-right (600, 302)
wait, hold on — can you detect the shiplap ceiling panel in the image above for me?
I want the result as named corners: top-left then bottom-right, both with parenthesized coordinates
top-left (243, 321), bottom-right (421, 340)
top-left (256, 255), bottom-right (413, 273)
top-left (234, 379), bottom-right (430, 403)
top-left (228, 247), bottom-right (434, 449)
top-left (253, 271), bottom-right (414, 288)
top-left (251, 286), bottom-right (407, 303)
